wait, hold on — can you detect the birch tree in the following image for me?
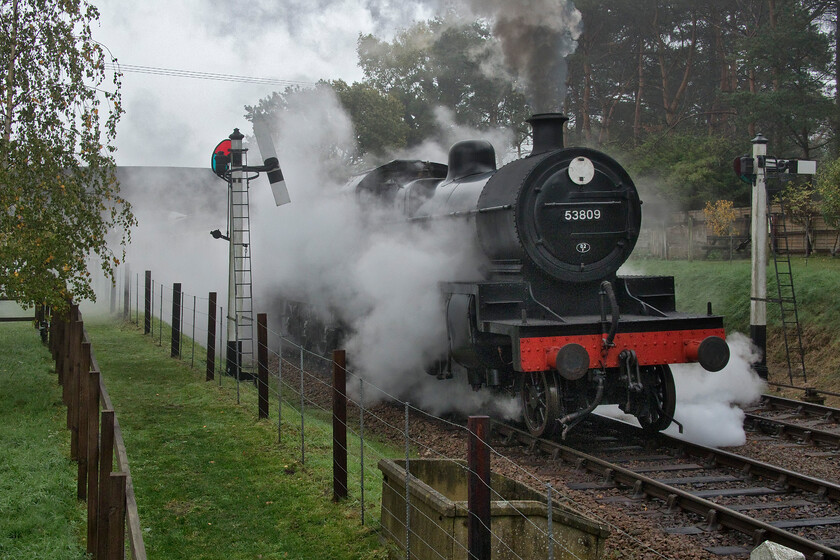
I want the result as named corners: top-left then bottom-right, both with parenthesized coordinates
top-left (0, 0), bottom-right (134, 312)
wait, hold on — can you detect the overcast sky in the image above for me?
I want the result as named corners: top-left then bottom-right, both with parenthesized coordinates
top-left (94, 0), bottom-right (439, 167)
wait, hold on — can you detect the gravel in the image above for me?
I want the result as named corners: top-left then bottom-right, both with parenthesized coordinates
top-left (292, 360), bottom-right (839, 559)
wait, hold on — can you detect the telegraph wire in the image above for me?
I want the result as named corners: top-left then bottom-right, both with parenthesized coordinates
top-left (103, 63), bottom-right (317, 87)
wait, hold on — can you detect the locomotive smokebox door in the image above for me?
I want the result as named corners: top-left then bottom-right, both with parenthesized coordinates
top-left (475, 146), bottom-right (642, 283)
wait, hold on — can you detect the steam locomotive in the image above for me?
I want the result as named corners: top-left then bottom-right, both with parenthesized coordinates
top-left (295, 113), bottom-right (731, 438)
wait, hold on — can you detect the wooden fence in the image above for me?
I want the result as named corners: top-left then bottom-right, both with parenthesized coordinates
top-left (635, 205), bottom-right (840, 260)
top-left (50, 304), bottom-right (147, 560)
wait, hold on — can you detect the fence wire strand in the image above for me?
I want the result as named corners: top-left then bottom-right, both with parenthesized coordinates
top-left (98, 267), bottom-right (682, 560)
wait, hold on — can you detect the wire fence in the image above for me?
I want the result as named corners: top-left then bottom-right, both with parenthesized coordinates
top-left (93, 264), bottom-right (697, 560)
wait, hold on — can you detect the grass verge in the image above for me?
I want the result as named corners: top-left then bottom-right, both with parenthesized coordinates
top-left (628, 256), bottom-right (840, 401)
top-left (628, 256), bottom-right (840, 333)
top-left (0, 322), bottom-right (87, 560)
top-left (85, 319), bottom-right (391, 560)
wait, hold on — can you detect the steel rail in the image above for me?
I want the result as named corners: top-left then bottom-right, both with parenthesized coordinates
top-left (653, 429), bottom-right (840, 502)
top-left (757, 394), bottom-right (840, 422)
top-left (491, 420), bottom-right (840, 560)
top-left (766, 383), bottom-right (840, 399)
top-left (744, 413), bottom-right (840, 449)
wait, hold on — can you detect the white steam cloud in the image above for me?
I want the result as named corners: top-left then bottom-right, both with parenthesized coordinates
top-left (87, 167), bottom-right (228, 318)
top-left (664, 333), bottom-right (765, 446)
top-left (598, 333), bottom-right (765, 447)
top-left (249, 87), bottom-right (519, 417)
top-left (395, 106), bottom-right (516, 165)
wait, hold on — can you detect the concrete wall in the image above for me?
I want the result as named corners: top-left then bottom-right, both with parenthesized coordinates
top-left (378, 458), bottom-right (609, 560)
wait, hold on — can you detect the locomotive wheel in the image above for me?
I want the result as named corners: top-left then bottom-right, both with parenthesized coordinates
top-left (520, 371), bottom-right (561, 438)
top-left (637, 365), bottom-right (676, 433)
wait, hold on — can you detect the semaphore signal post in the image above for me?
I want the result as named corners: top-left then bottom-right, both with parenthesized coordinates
top-left (736, 135), bottom-right (816, 381)
top-left (210, 121), bottom-right (290, 382)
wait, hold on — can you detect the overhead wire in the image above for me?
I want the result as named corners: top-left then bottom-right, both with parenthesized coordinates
top-left (103, 62), bottom-right (317, 87)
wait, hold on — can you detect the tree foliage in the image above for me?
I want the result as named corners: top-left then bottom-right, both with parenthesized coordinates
top-left (627, 133), bottom-right (748, 208)
top-left (776, 182), bottom-right (820, 255)
top-left (1, 0), bottom-right (134, 312)
top-left (816, 156), bottom-right (840, 228)
top-left (247, 1), bottom-right (838, 211)
top-left (816, 155), bottom-right (840, 254)
top-left (565, 0), bottom-right (836, 159)
top-left (328, 79), bottom-right (408, 158)
top-left (704, 199), bottom-right (738, 236)
top-left (358, 19), bottom-right (530, 150)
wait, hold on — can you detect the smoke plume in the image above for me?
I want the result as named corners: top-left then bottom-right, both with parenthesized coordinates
top-left (360, 0), bottom-right (583, 111)
top-left (462, 0), bottom-right (582, 111)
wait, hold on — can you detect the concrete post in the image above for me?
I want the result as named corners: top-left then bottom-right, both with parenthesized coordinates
top-left (750, 133), bottom-right (769, 379)
top-left (751, 541), bottom-right (805, 560)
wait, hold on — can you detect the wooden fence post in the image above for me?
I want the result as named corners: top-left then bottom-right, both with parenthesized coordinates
top-left (144, 271), bottom-right (152, 334)
top-left (66, 319), bottom-right (80, 458)
top-left (467, 415), bottom-right (491, 560)
top-left (97, 410), bottom-right (116, 560)
top-left (77, 341), bottom-right (92, 501)
top-left (49, 313), bottom-right (57, 357)
top-left (332, 349), bottom-right (347, 502)
top-left (258, 313), bottom-right (269, 419)
top-left (86, 370), bottom-right (101, 557)
top-left (207, 293), bottom-right (217, 381)
top-left (123, 264), bottom-right (131, 319)
top-left (70, 339), bottom-right (89, 464)
top-left (62, 306), bottom-right (79, 402)
top-left (59, 316), bottom-right (67, 373)
top-left (171, 283), bottom-right (182, 358)
top-left (107, 473), bottom-right (128, 560)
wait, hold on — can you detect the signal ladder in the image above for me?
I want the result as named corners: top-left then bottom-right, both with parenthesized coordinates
top-left (767, 200), bottom-right (807, 384)
top-left (231, 176), bottom-right (255, 376)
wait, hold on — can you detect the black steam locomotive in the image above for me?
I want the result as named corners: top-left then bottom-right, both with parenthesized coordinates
top-left (299, 113), bottom-right (730, 438)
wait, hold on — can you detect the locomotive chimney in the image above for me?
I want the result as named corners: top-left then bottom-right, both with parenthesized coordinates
top-left (528, 113), bottom-right (568, 156)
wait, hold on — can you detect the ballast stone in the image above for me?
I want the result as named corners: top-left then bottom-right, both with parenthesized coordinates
top-left (751, 541), bottom-right (805, 560)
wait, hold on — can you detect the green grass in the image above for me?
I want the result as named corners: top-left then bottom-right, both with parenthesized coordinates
top-left (85, 319), bottom-right (394, 560)
top-left (628, 256), bottom-right (840, 399)
top-left (0, 323), bottom-right (87, 560)
top-left (629, 255), bottom-right (840, 334)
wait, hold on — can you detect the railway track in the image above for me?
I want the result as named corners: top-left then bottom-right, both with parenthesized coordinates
top-left (284, 359), bottom-right (840, 557)
top-left (744, 395), bottom-right (840, 450)
top-left (491, 416), bottom-right (840, 560)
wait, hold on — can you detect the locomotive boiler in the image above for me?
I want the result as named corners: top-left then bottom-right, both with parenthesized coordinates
top-left (337, 113), bottom-right (730, 438)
